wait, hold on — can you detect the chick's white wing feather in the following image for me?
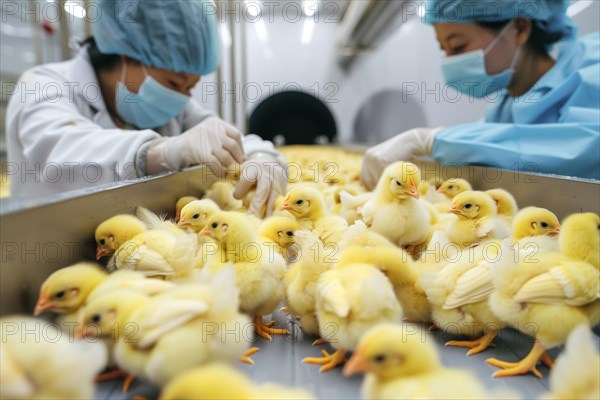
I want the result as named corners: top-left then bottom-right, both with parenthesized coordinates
top-left (0, 343), bottom-right (34, 398)
top-left (137, 299), bottom-right (209, 349)
top-left (318, 271), bottom-right (350, 318)
top-left (117, 245), bottom-right (175, 276)
top-left (514, 262), bottom-right (600, 305)
top-left (443, 263), bottom-right (494, 309)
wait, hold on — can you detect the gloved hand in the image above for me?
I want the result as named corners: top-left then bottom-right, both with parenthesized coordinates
top-left (233, 153), bottom-right (288, 218)
top-left (146, 116), bottom-right (245, 176)
top-left (360, 127), bottom-right (441, 190)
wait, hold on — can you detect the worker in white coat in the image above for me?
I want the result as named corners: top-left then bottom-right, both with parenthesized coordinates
top-left (361, 0), bottom-right (599, 188)
top-left (6, 0), bottom-right (285, 217)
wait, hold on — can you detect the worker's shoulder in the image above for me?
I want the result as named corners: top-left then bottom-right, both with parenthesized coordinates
top-left (577, 32), bottom-right (600, 67)
top-left (17, 56), bottom-right (85, 85)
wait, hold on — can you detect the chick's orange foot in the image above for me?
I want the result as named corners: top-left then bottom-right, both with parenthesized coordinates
top-left (254, 315), bottom-right (290, 341)
top-left (486, 341), bottom-right (548, 378)
top-left (303, 349), bottom-right (347, 373)
top-left (445, 331), bottom-right (498, 355)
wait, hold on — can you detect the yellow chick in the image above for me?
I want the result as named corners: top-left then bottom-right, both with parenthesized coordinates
top-left (343, 323), bottom-right (491, 399)
top-left (361, 161), bottom-right (430, 254)
top-left (543, 325), bottom-right (600, 400)
top-left (177, 199), bottom-right (221, 233)
top-left (510, 206), bottom-right (561, 250)
top-left (281, 186), bottom-right (348, 245)
top-left (446, 190), bottom-right (506, 248)
top-left (1, 316), bottom-right (107, 399)
top-left (437, 178), bottom-right (473, 199)
top-left (160, 364), bottom-right (315, 400)
top-left (95, 214), bottom-right (147, 259)
top-left (175, 195), bottom-right (199, 222)
top-left (284, 230), bottom-right (333, 337)
top-left (112, 266), bottom-right (252, 386)
top-left (486, 188), bottom-right (518, 221)
top-left (34, 262), bottom-right (107, 330)
top-left (86, 270), bottom-right (176, 303)
top-left (487, 212), bottom-right (600, 378)
top-left (204, 180), bottom-right (243, 211)
top-left (303, 263), bottom-right (402, 372)
top-left (337, 245), bottom-right (431, 323)
top-left (201, 212), bottom-right (288, 340)
top-left (258, 216), bottom-right (301, 260)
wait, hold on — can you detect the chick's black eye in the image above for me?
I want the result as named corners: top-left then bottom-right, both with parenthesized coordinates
top-left (448, 185), bottom-right (453, 189)
top-left (91, 314), bottom-right (101, 323)
top-left (464, 203), bottom-right (472, 209)
top-left (193, 214), bottom-right (199, 219)
top-left (55, 290), bottom-right (65, 299)
top-left (99, 239), bottom-right (105, 245)
top-left (211, 222), bottom-right (218, 229)
top-left (396, 180), bottom-right (402, 186)
top-left (373, 354), bottom-right (386, 363)
top-left (286, 231), bottom-right (293, 237)
top-left (296, 200), bottom-right (303, 205)
top-left (540, 222), bottom-right (548, 228)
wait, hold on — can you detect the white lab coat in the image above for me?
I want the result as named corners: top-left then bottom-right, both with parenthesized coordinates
top-left (6, 48), bottom-right (274, 197)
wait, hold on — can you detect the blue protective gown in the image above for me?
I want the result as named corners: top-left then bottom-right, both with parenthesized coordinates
top-left (432, 33), bottom-right (600, 180)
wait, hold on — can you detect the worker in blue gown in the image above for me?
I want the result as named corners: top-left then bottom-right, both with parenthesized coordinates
top-left (361, 0), bottom-right (600, 189)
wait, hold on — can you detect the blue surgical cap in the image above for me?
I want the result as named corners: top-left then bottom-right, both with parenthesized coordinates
top-left (423, 0), bottom-right (577, 42)
top-left (93, 0), bottom-right (220, 75)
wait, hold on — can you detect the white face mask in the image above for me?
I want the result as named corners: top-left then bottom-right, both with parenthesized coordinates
top-left (441, 21), bottom-right (521, 98)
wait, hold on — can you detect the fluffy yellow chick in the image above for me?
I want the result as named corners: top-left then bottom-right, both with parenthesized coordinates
top-left (281, 186), bottom-right (348, 245)
top-left (204, 180), bottom-right (243, 211)
top-left (303, 263), bottom-right (402, 372)
top-left (175, 195), bottom-right (199, 222)
top-left (510, 206), bottom-right (561, 250)
top-left (437, 178), bottom-right (472, 199)
top-left (111, 266), bottom-right (252, 386)
top-left (177, 199), bottom-right (221, 233)
top-left (160, 364), bottom-right (315, 400)
top-left (487, 212), bottom-right (600, 378)
top-left (34, 262), bottom-right (107, 330)
top-left (95, 214), bottom-right (147, 259)
top-left (343, 323), bottom-right (491, 399)
top-left (201, 212), bottom-right (288, 340)
top-left (361, 162), bottom-right (430, 254)
top-left (258, 216), bottom-right (301, 260)
top-left (446, 190), bottom-right (506, 248)
top-left (113, 229), bottom-right (197, 281)
top-left (337, 245), bottom-right (431, 323)
top-left (486, 188), bottom-right (518, 220)
top-left (543, 325), bottom-right (600, 400)
top-left (86, 270), bottom-right (176, 303)
top-left (284, 230), bottom-right (333, 337)
top-left (1, 316), bottom-right (107, 399)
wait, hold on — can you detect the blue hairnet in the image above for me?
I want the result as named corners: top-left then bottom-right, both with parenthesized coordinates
top-left (93, 0), bottom-right (220, 75)
top-left (423, 0), bottom-right (577, 42)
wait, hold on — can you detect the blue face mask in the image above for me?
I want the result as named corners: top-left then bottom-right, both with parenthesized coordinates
top-left (115, 64), bottom-right (190, 129)
top-left (441, 22), bottom-right (521, 99)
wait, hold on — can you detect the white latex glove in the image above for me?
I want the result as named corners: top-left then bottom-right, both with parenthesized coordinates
top-left (361, 127), bottom-right (441, 190)
top-left (146, 116), bottom-right (245, 176)
top-left (233, 153), bottom-right (287, 218)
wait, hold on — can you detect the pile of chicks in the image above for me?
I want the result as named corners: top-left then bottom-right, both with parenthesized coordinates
top-left (1, 146), bottom-right (599, 399)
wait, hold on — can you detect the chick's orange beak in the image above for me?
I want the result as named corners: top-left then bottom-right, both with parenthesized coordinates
top-left (33, 294), bottom-right (55, 316)
top-left (199, 227), bottom-right (212, 237)
top-left (343, 350), bottom-right (369, 376)
top-left (280, 203), bottom-right (293, 211)
top-left (177, 219), bottom-right (191, 227)
top-left (549, 225), bottom-right (561, 236)
top-left (448, 205), bottom-right (463, 216)
top-left (437, 187), bottom-right (447, 194)
top-left (96, 246), bottom-right (109, 260)
top-left (403, 184), bottom-right (419, 199)
top-left (74, 324), bottom-right (87, 340)
top-left (174, 212), bottom-right (181, 223)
